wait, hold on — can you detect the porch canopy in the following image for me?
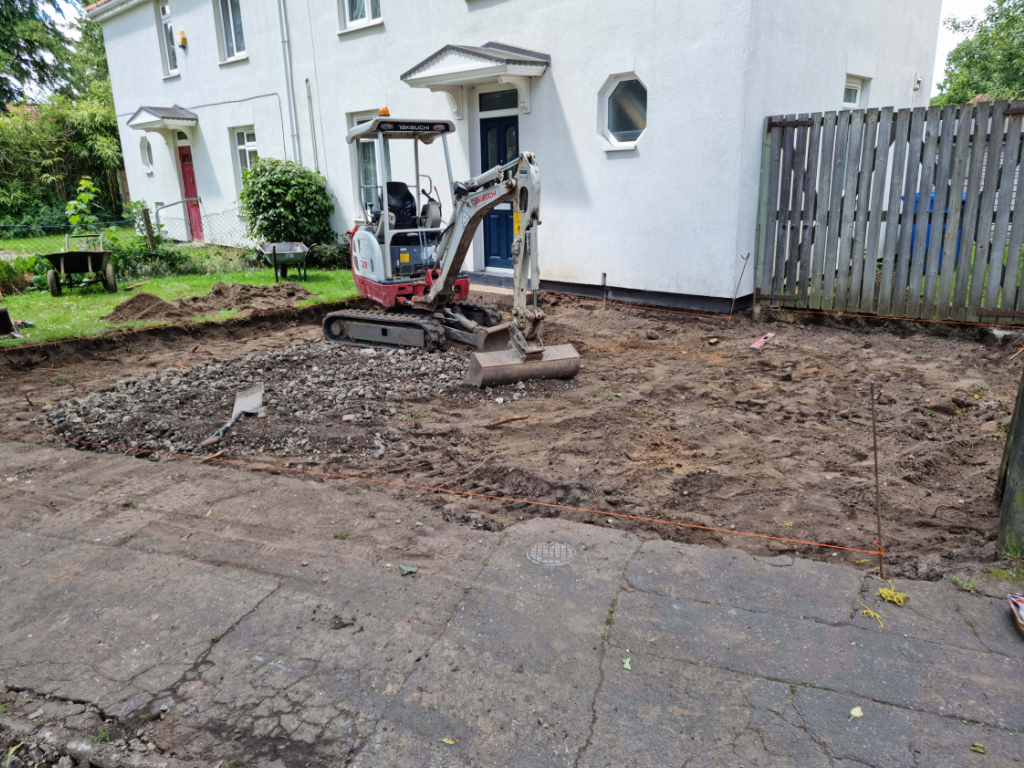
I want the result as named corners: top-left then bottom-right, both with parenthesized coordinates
top-left (400, 42), bottom-right (549, 119)
top-left (127, 105), bottom-right (198, 141)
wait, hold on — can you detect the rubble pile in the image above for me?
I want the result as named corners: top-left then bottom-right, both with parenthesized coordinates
top-left (33, 340), bottom-right (551, 460)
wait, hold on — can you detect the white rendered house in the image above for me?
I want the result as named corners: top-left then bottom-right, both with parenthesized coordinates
top-left (87, 0), bottom-right (942, 309)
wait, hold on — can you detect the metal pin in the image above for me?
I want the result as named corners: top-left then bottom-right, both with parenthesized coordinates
top-left (871, 382), bottom-right (885, 579)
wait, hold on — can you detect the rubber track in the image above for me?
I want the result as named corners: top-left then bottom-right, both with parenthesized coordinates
top-left (322, 308), bottom-right (446, 351)
top-left (452, 301), bottom-right (503, 328)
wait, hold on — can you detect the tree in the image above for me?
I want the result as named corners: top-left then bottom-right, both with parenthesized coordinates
top-left (933, 0), bottom-right (1024, 106)
top-left (60, 17), bottom-right (109, 99)
top-left (999, 368), bottom-right (1024, 556)
top-left (0, 0), bottom-right (71, 109)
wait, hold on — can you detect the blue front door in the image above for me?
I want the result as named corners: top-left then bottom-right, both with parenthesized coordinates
top-left (480, 115), bottom-right (519, 270)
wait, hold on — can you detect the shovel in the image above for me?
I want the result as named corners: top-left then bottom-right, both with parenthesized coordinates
top-left (200, 382), bottom-right (264, 448)
top-left (0, 307), bottom-right (21, 338)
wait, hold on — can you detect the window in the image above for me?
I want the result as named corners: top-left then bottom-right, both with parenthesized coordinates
top-left (344, 0), bottom-right (381, 28)
top-left (141, 137), bottom-right (154, 174)
top-left (352, 114), bottom-right (389, 214)
top-left (599, 73), bottom-right (647, 150)
top-left (480, 89), bottom-right (518, 113)
top-left (235, 129), bottom-right (258, 184)
top-left (219, 0), bottom-right (245, 58)
top-left (159, 2), bottom-right (178, 74)
top-left (843, 77), bottom-right (863, 107)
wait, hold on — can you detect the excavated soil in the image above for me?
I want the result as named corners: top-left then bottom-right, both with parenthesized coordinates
top-left (4, 293), bottom-right (1023, 579)
top-left (102, 281), bottom-right (316, 323)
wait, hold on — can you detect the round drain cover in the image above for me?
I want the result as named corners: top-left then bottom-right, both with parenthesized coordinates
top-left (526, 542), bottom-right (577, 567)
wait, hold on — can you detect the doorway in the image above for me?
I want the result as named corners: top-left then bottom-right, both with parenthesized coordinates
top-left (480, 114), bottom-right (518, 270)
top-left (177, 145), bottom-right (204, 242)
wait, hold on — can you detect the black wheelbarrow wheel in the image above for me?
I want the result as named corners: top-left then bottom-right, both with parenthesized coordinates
top-left (277, 265), bottom-right (288, 280)
top-left (46, 270), bottom-right (62, 297)
top-left (103, 264), bottom-right (117, 292)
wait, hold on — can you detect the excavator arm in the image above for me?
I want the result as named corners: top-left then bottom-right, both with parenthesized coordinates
top-left (416, 152), bottom-right (579, 387)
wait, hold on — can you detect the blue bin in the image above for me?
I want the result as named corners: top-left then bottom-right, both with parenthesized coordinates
top-left (906, 190), bottom-right (965, 270)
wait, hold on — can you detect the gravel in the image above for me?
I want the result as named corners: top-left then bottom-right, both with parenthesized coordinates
top-left (33, 339), bottom-right (559, 460)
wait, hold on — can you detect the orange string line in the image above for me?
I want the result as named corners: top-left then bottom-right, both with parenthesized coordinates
top-left (0, 428), bottom-right (885, 557)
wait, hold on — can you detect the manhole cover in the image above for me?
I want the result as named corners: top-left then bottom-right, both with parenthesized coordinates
top-left (526, 542), bottom-right (577, 567)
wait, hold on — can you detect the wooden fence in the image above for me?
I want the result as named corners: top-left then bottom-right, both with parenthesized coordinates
top-left (754, 102), bottom-right (1024, 323)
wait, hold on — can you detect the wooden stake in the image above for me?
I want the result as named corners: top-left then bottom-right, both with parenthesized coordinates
top-left (871, 382), bottom-right (885, 579)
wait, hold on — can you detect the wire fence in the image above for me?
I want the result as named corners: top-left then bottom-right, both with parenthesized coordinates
top-left (0, 206), bottom-right (254, 261)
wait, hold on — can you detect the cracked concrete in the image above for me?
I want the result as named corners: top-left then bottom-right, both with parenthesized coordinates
top-left (2, 439), bottom-right (1023, 767)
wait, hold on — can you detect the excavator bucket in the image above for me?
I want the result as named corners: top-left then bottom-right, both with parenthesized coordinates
top-left (475, 322), bottom-right (512, 353)
top-left (466, 344), bottom-right (581, 388)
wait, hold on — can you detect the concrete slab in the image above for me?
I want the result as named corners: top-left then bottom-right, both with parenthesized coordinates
top-left (350, 519), bottom-right (639, 768)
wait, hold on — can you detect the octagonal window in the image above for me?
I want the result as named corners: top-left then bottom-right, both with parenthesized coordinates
top-left (607, 79), bottom-right (647, 143)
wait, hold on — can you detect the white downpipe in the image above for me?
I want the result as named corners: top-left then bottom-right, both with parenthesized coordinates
top-left (276, 0), bottom-right (301, 165)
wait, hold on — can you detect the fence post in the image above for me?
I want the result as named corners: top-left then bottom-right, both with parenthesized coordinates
top-left (998, 367), bottom-right (1024, 556)
top-left (141, 208), bottom-right (156, 251)
top-left (752, 117), bottom-right (773, 322)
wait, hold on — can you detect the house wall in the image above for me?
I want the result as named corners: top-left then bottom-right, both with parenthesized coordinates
top-left (94, 0), bottom-right (942, 303)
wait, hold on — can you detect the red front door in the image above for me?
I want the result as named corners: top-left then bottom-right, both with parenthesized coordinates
top-left (177, 146), bottom-right (204, 242)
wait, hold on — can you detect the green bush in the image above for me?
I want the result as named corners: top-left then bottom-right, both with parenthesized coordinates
top-left (308, 236), bottom-right (350, 270)
top-left (0, 254), bottom-right (47, 294)
top-left (239, 158), bottom-right (336, 247)
top-left (108, 236), bottom-right (251, 279)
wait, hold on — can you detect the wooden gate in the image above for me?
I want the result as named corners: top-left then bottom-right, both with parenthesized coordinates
top-left (754, 102), bottom-right (1024, 323)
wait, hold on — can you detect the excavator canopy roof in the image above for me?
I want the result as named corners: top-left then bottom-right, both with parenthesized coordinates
top-left (346, 118), bottom-right (457, 145)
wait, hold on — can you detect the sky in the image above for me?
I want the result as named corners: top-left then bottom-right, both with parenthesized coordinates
top-left (932, 0), bottom-right (993, 94)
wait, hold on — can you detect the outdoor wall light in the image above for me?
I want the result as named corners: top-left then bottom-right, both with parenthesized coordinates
top-left (176, 30), bottom-right (187, 49)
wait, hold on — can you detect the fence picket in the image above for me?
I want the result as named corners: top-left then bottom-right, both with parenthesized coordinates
top-left (953, 101), bottom-right (991, 321)
top-left (984, 109), bottom-right (1023, 315)
top-left (1003, 104), bottom-right (1024, 318)
top-left (921, 106), bottom-right (957, 319)
top-left (906, 106), bottom-right (942, 318)
top-left (760, 120), bottom-right (784, 297)
top-left (848, 109), bottom-right (879, 312)
top-left (835, 110), bottom-right (865, 312)
top-left (892, 108), bottom-right (926, 317)
top-left (783, 116), bottom-right (810, 305)
top-left (822, 112), bottom-right (851, 309)
top-left (796, 115), bottom-right (822, 308)
top-left (808, 113), bottom-right (837, 309)
top-left (860, 107), bottom-right (893, 313)
top-left (966, 102), bottom-right (1008, 323)
top-left (936, 106), bottom-right (974, 320)
top-left (877, 109), bottom-right (912, 315)
top-left (772, 117), bottom-right (797, 295)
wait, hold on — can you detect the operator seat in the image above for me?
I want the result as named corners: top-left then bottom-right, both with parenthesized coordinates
top-left (386, 182), bottom-right (417, 230)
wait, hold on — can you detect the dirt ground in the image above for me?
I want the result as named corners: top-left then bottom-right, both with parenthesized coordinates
top-left (2, 293), bottom-right (1021, 580)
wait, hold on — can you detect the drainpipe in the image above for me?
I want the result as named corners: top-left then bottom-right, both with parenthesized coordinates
top-left (306, 79), bottom-right (319, 172)
top-left (276, 0), bottom-right (301, 164)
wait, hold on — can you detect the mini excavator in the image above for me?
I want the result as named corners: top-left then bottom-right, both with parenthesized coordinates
top-left (321, 111), bottom-right (580, 388)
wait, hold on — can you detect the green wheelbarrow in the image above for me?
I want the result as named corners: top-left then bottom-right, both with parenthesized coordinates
top-left (259, 242), bottom-right (309, 282)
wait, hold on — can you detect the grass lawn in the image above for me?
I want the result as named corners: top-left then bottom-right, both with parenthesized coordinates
top-left (0, 268), bottom-right (358, 348)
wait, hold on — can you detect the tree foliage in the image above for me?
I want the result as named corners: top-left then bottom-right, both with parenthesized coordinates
top-left (0, 77), bottom-right (122, 222)
top-left (933, 0), bottom-right (1024, 105)
top-left (0, 0), bottom-right (71, 108)
top-left (0, 12), bottom-right (121, 224)
top-left (239, 158), bottom-right (337, 246)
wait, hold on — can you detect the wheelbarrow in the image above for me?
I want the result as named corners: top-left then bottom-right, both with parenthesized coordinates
top-left (258, 242), bottom-right (308, 282)
top-left (42, 232), bottom-right (117, 297)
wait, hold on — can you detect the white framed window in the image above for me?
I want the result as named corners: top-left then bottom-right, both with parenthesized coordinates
top-left (234, 128), bottom-right (258, 186)
top-left (598, 73), bottom-right (647, 151)
top-left (351, 112), bottom-right (389, 215)
top-left (218, 0), bottom-right (246, 59)
top-left (341, 0), bottom-right (381, 30)
top-left (159, 2), bottom-right (178, 74)
top-left (843, 77), bottom-right (863, 107)
top-left (140, 137), bottom-right (154, 174)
